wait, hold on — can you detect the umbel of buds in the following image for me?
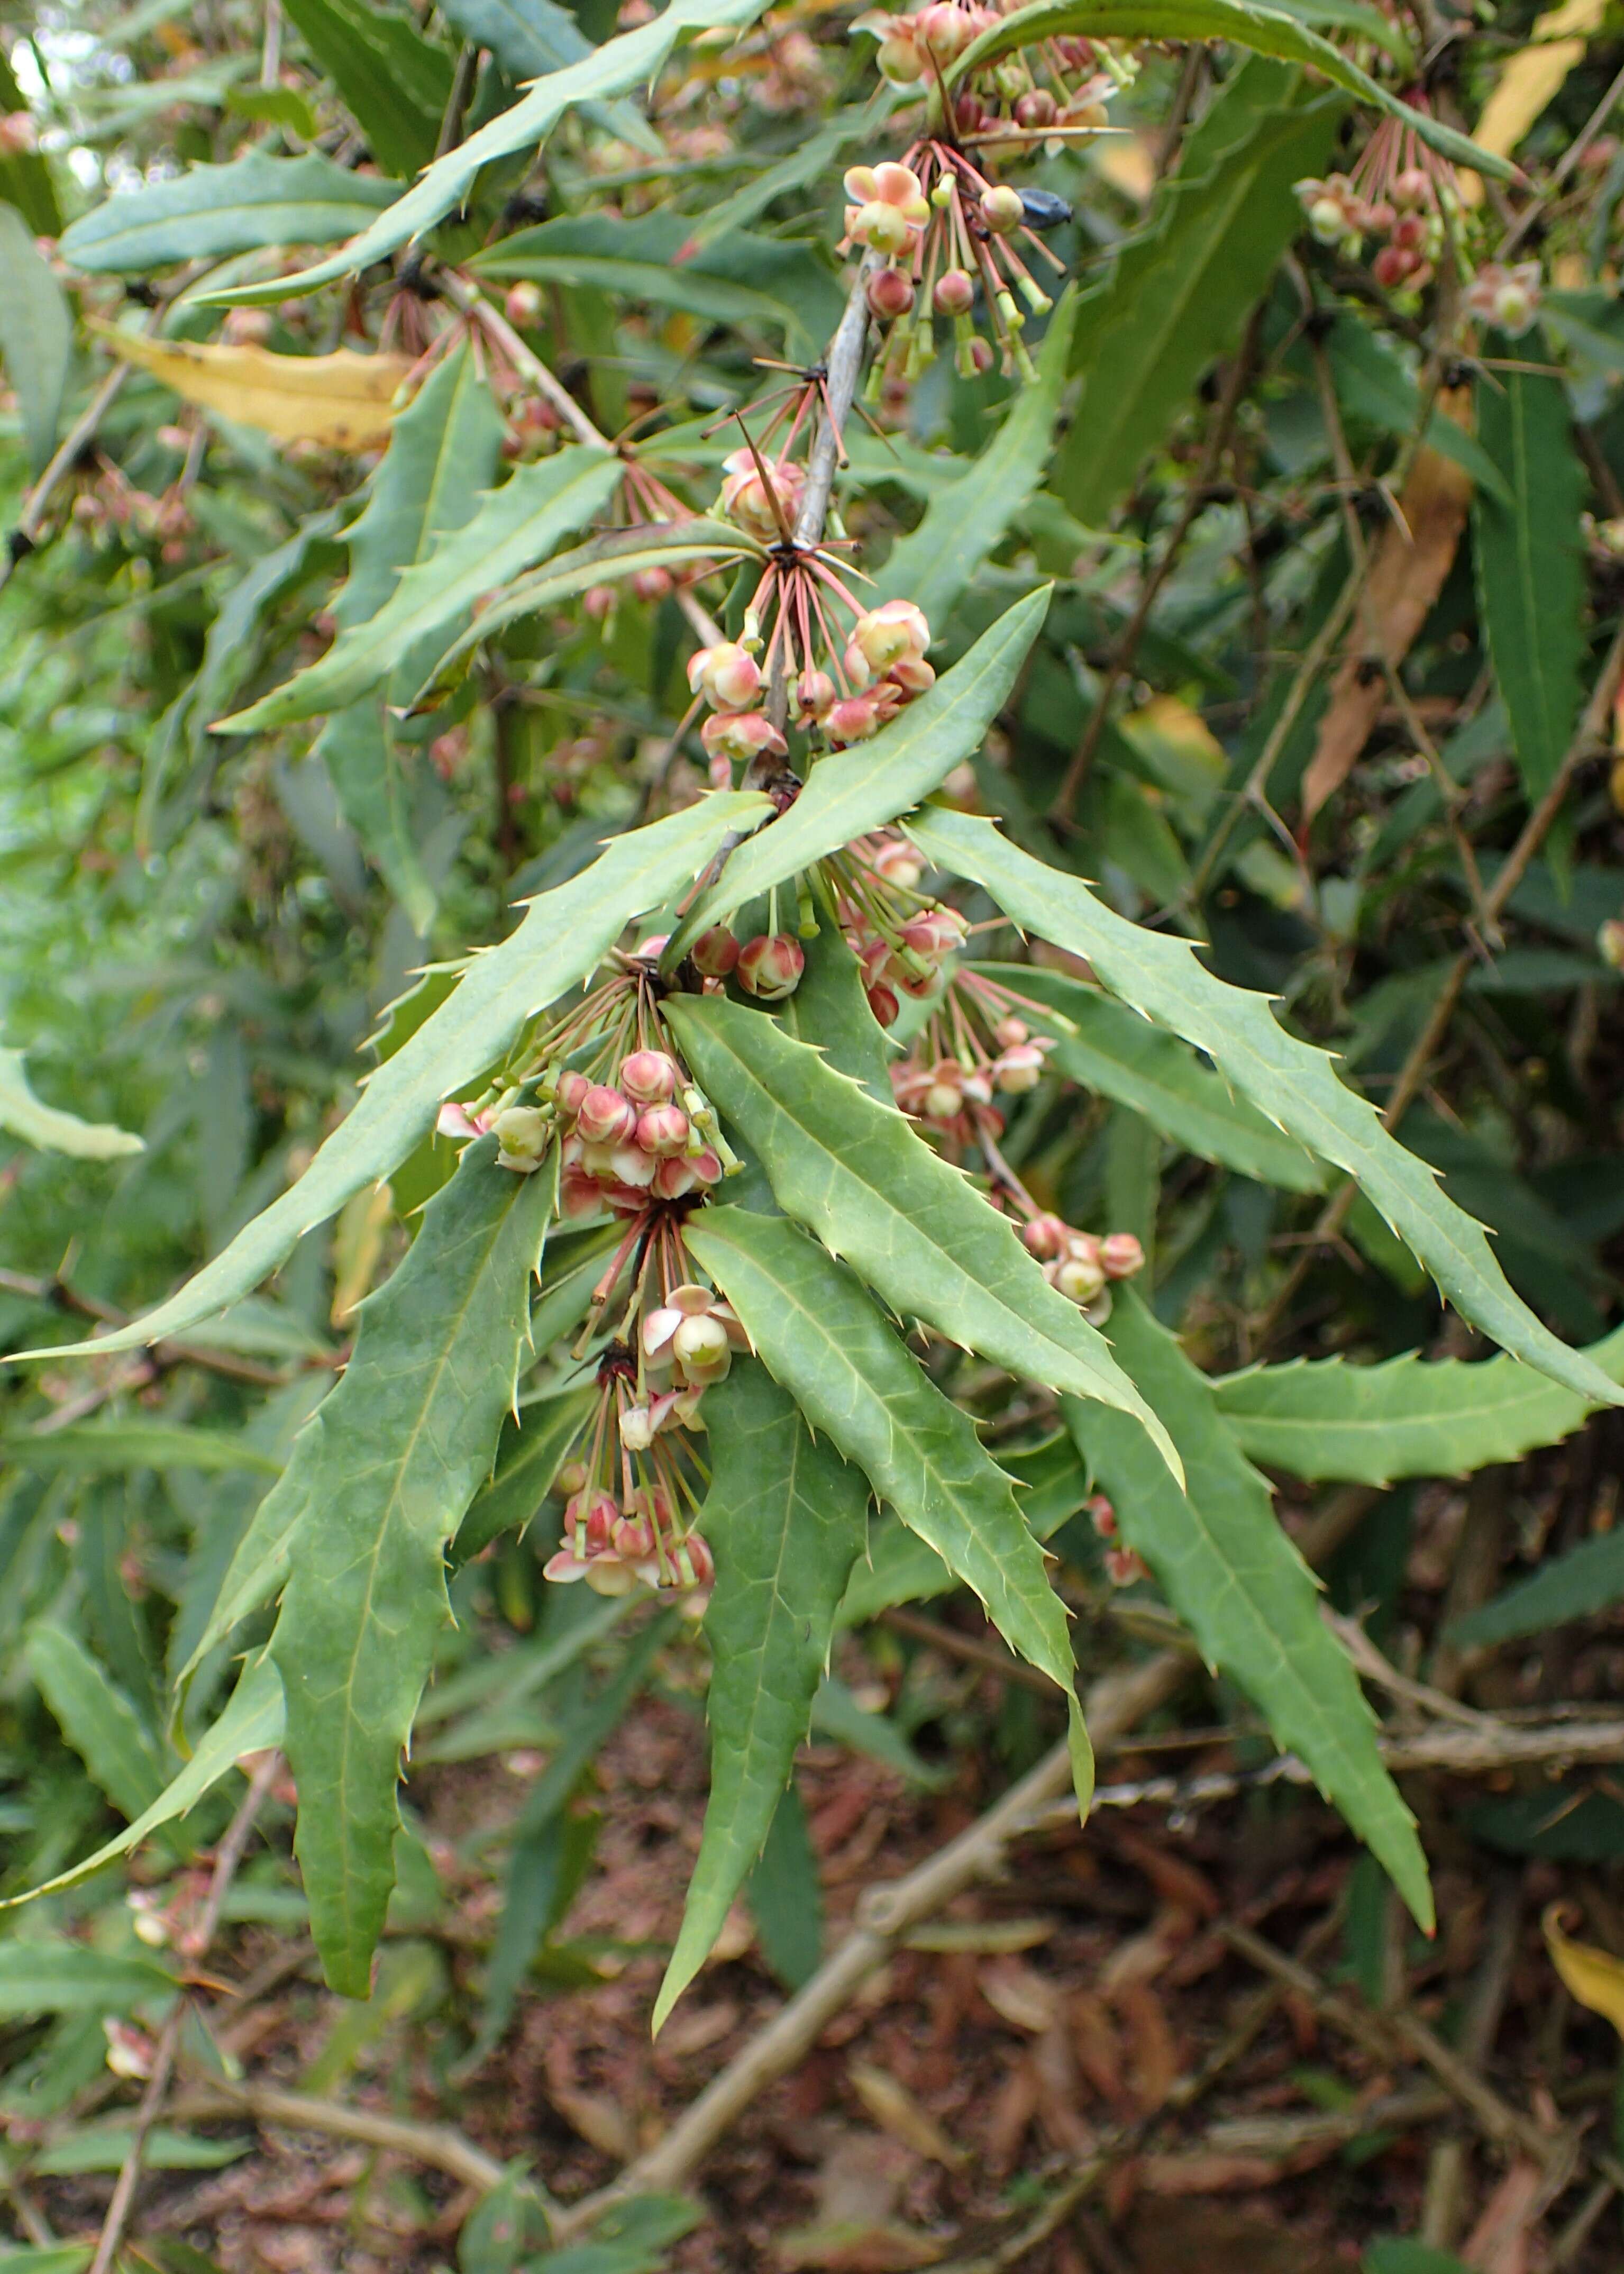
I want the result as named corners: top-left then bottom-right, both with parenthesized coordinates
top-left (718, 445), bottom-right (806, 541)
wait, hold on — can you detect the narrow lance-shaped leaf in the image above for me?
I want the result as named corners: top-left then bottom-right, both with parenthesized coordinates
top-left (948, 0), bottom-right (1512, 176)
top-left (269, 1136), bottom-right (553, 1995)
top-left (26, 1622), bottom-right (167, 1824)
top-left (223, 445), bottom-right (623, 732)
top-left (1473, 335), bottom-right (1587, 808)
top-left (1446, 1526), bottom-right (1624, 1651)
top-left (411, 519), bottom-right (755, 707)
top-left (840, 1433), bottom-right (1088, 1624)
top-left (280, 0), bottom-right (453, 179)
top-left (0, 1044), bottom-right (142, 1161)
top-left (1213, 1323), bottom-right (1624, 1486)
top-left (0, 1423), bottom-right (281, 1475)
top-left (17, 792), bottom-right (765, 1362)
top-left (314, 339), bottom-right (506, 925)
top-left (871, 296), bottom-right (1078, 625)
top-left (6, 1651), bottom-right (286, 1908)
top-left (1067, 1289), bottom-right (1433, 1930)
top-left (655, 1361), bottom-right (870, 2031)
top-left (435, 0), bottom-right (663, 151)
top-left (684, 1207), bottom-right (1093, 1811)
top-left (200, 0), bottom-right (781, 307)
top-left (983, 963), bottom-right (1325, 1191)
top-left (58, 150), bottom-right (403, 273)
top-left (664, 586), bottom-right (1051, 962)
top-left (665, 994), bottom-right (1181, 1476)
top-left (907, 806), bottom-right (1624, 1407)
top-left (0, 205), bottom-right (71, 478)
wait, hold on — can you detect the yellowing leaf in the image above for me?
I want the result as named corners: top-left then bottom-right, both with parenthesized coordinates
top-left (1543, 1901), bottom-right (1624, 2035)
top-left (1459, 0), bottom-right (1604, 205)
top-left (93, 325), bottom-right (412, 448)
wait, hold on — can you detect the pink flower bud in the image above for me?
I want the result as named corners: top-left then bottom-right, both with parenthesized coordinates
top-left (1105, 1544), bottom-right (1149, 1588)
top-left (965, 335), bottom-right (995, 376)
top-left (688, 1145), bottom-right (724, 1186)
top-left (556, 1069), bottom-right (590, 1115)
top-left (793, 668), bottom-right (837, 723)
top-left (1087, 1493), bottom-right (1117, 1538)
top-left (867, 981), bottom-right (901, 1027)
top-left (871, 836), bottom-right (925, 889)
top-left (621, 1049), bottom-right (680, 1103)
top-left (505, 280), bottom-right (544, 328)
top-left (847, 598), bottom-right (930, 685)
top-left (737, 933), bottom-right (805, 1000)
top-left (980, 184), bottom-right (1024, 234)
top-left (1393, 166), bottom-right (1431, 207)
top-left (916, 2), bottom-right (976, 58)
top-left (1372, 244), bottom-right (1419, 289)
top-left (608, 1141), bottom-right (657, 1189)
top-left (992, 1043), bottom-right (1045, 1094)
top-left (1022, 1213), bottom-right (1068, 1260)
top-left (1015, 87), bottom-right (1057, 128)
top-left (583, 583), bottom-right (617, 621)
top-left (652, 1154), bottom-right (700, 1200)
top-left (824, 691), bottom-right (897, 745)
top-left (867, 266), bottom-right (915, 320)
top-left (577, 1085), bottom-right (636, 1144)
top-left (686, 640), bottom-right (763, 713)
top-left (900, 907), bottom-right (968, 958)
top-left (923, 1079), bottom-right (963, 1122)
top-left (885, 655), bottom-right (935, 698)
top-left (877, 28), bottom-right (926, 81)
top-left (1099, 1232), bottom-right (1144, 1279)
top-left (629, 565), bottom-right (673, 602)
top-left (637, 1103), bottom-right (690, 1156)
top-left (692, 925), bottom-right (741, 977)
top-left (718, 447), bottom-right (806, 542)
top-left (992, 1015), bottom-right (1028, 1047)
top-left (701, 708), bottom-right (789, 767)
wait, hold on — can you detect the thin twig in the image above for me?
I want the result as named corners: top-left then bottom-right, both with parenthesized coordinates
top-left (548, 1649), bottom-right (1191, 2239)
top-left (85, 1753), bottom-right (280, 2274)
top-left (0, 1265), bottom-right (297, 1386)
top-left (169, 2080), bottom-right (506, 2196)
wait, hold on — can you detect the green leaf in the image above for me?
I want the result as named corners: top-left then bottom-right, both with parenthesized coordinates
top-left (0, 1943), bottom-right (174, 2020)
top-left (222, 444), bottom-right (622, 732)
top-left (20, 792), bottom-right (764, 1361)
top-left (471, 1615), bottom-right (668, 2058)
top-left (1051, 60), bottom-right (1344, 523)
top-left (267, 1138), bottom-right (552, 1994)
top-left (983, 962), bottom-right (1325, 1191)
top-left (1473, 335), bottom-right (1587, 808)
top-left (907, 806), bottom-right (1624, 1408)
top-left (1445, 1527), bottom-right (1624, 1652)
top-left (0, 1423), bottom-right (281, 1475)
top-left (313, 338), bottom-right (506, 923)
top-left (948, 0), bottom-right (1506, 176)
top-left (528, 2195), bottom-right (700, 2273)
top-left (839, 1433), bottom-right (1088, 1623)
top-left (665, 994), bottom-right (1180, 1471)
top-left (655, 1361), bottom-right (868, 2031)
top-left (0, 206), bottom-right (70, 480)
top-left (1325, 314), bottom-right (1510, 504)
top-left (26, 1622), bottom-right (167, 1823)
top-left (224, 82), bottom-right (324, 137)
top-left (0, 2250), bottom-right (92, 2273)
top-left (0, 1043), bottom-right (142, 1160)
top-left (411, 517), bottom-right (755, 705)
top-left (665, 586), bottom-right (1050, 960)
top-left (1363, 2246), bottom-right (1472, 2274)
top-left (58, 150), bottom-right (403, 274)
top-left (437, 0), bottom-right (662, 150)
top-left (451, 1386), bottom-right (595, 1566)
top-left (471, 217), bottom-right (822, 350)
top-left (872, 292), bottom-right (1077, 625)
top-left (1211, 1323), bottom-right (1624, 1485)
top-left (202, 0), bottom-right (779, 307)
top-left (281, 0), bottom-right (453, 178)
top-left (746, 1778), bottom-right (823, 1990)
top-left (1265, 0), bottom-right (1410, 59)
top-left (7, 1651), bottom-right (285, 1906)
top-left (683, 1207), bottom-right (1092, 1808)
top-left (1068, 1289), bottom-right (1431, 1930)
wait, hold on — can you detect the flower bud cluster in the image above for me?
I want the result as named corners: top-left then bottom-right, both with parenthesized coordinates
top-left (544, 1474), bottom-right (718, 1611)
top-left (1293, 137), bottom-right (1450, 298)
top-left (684, 597), bottom-right (934, 782)
top-left (1020, 1213), bottom-right (1144, 1306)
top-left (718, 444), bottom-right (806, 542)
top-left (544, 1049), bottom-right (730, 1216)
